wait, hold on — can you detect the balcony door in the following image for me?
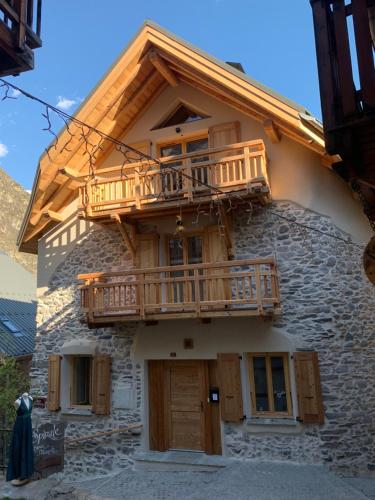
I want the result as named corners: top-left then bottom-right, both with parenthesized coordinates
top-left (167, 234), bottom-right (204, 305)
top-left (159, 137), bottom-right (209, 195)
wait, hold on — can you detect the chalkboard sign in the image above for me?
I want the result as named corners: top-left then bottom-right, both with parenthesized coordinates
top-left (33, 422), bottom-right (66, 478)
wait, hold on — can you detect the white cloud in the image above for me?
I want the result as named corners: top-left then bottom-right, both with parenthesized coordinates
top-left (56, 96), bottom-right (77, 111)
top-left (11, 89), bottom-right (21, 98)
top-left (0, 143), bottom-right (9, 158)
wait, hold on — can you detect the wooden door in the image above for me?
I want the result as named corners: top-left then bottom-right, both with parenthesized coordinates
top-left (166, 360), bottom-right (206, 451)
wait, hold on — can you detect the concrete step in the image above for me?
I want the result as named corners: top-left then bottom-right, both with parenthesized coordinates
top-left (134, 450), bottom-right (228, 472)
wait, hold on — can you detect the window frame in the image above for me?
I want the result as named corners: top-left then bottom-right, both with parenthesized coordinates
top-left (70, 355), bottom-right (93, 409)
top-left (157, 134), bottom-right (209, 159)
top-left (247, 352), bottom-right (293, 418)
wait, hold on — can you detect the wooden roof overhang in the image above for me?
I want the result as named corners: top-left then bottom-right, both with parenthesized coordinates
top-left (18, 20), bottom-right (332, 255)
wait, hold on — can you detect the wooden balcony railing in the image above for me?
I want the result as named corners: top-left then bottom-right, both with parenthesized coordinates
top-left (0, 0), bottom-right (42, 76)
top-left (79, 140), bottom-right (269, 218)
top-left (78, 258), bottom-right (280, 323)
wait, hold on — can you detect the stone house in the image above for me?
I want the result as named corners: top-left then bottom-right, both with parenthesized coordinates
top-left (17, 21), bottom-right (375, 478)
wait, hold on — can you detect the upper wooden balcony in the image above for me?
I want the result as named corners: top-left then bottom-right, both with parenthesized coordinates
top-left (0, 0), bottom-right (42, 76)
top-left (78, 258), bottom-right (280, 324)
top-left (78, 140), bottom-right (270, 220)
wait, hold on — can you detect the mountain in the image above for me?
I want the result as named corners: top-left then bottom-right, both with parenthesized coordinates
top-left (0, 167), bottom-right (36, 274)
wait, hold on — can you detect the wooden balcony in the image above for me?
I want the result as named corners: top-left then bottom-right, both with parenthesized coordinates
top-left (78, 258), bottom-right (280, 324)
top-left (78, 140), bottom-right (270, 220)
top-left (0, 0), bottom-right (42, 76)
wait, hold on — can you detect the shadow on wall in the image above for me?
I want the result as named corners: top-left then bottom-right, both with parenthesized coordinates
top-left (38, 212), bottom-right (93, 290)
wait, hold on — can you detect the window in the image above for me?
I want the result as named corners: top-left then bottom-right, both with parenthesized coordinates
top-left (153, 103), bottom-right (209, 129)
top-left (0, 315), bottom-right (24, 337)
top-left (247, 353), bottom-right (292, 417)
top-left (71, 356), bottom-right (92, 406)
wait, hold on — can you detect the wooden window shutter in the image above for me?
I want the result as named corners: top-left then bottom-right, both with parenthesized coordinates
top-left (92, 354), bottom-right (111, 415)
top-left (208, 121), bottom-right (241, 149)
top-left (148, 360), bottom-right (167, 451)
top-left (47, 355), bottom-right (61, 411)
top-left (294, 351), bottom-right (324, 424)
top-left (205, 226), bottom-right (230, 302)
top-left (136, 234), bottom-right (159, 307)
top-left (217, 353), bottom-right (243, 422)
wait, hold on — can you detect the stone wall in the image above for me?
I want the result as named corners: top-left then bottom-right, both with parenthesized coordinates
top-left (31, 225), bottom-right (141, 479)
top-left (31, 201), bottom-right (375, 478)
top-left (228, 201), bottom-right (375, 476)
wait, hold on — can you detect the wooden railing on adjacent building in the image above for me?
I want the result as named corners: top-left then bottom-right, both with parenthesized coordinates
top-left (0, 0), bottom-right (42, 76)
top-left (79, 140), bottom-right (269, 217)
top-left (78, 258), bottom-right (280, 323)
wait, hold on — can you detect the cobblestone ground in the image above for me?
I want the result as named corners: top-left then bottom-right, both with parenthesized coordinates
top-left (72, 462), bottom-right (374, 500)
top-left (1, 462), bottom-right (375, 499)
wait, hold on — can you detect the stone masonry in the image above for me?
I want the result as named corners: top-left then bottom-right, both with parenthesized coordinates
top-left (228, 201), bottom-right (375, 476)
top-left (31, 200), bottom-right (375, 478)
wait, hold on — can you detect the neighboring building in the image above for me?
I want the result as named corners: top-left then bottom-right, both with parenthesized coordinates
top-left (18, 22), bottom-right (375, 478)
top-left (0, 0), bottom-right (42, 76)
top-left (0, 252), bottom-right (36, 368)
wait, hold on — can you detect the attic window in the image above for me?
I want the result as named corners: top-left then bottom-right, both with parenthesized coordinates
top-left (153, 104), bottom-right (208, 129)
top-left (0, 316), bottom-right (24, 337)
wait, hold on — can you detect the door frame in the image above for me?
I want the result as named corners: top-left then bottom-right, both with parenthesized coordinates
top-left (148, 359), bottom-right (222, 455)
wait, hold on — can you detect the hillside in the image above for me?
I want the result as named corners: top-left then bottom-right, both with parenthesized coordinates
top-left (0, 167), bottom-right (36, 274)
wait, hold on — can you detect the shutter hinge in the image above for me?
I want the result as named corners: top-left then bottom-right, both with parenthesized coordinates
top-left (242, 414), bottom-right (247, 420)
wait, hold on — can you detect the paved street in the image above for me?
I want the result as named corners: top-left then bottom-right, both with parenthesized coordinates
top-left (2, 461), bottom-right (374, 500)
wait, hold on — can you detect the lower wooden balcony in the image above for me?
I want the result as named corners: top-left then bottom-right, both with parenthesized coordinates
top-left (78, 258), bottom-right (280, 324)
top-left (78, 140), bottom-right (270, 220)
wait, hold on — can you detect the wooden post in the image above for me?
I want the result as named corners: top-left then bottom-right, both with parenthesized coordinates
top-left (194, 269), bottom-right (201, 317)
top-left (244, 146), bottom-right (251, 180)
top-left (139, 273), bottom-right (145, 319)
top-left (134, 170), bottom-right (141, 209)
top-left (87, 283), bottom-right (94, 323)
top-left (185, 158), bottom-right (193, 201)
top-left (254, 264), bottom-right (264, 316)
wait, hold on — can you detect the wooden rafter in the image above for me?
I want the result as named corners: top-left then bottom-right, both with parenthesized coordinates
top-left (148, 50), bottom-right (179, 87)
top-left (111, 214), bottom-right (136, 259)
top-left (263, 119), bottom-right (281, 143)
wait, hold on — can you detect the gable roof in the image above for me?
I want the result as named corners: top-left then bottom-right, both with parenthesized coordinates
top-left (18, 20), bottom-right (330, 254)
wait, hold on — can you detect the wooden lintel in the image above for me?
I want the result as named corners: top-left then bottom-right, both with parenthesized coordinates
top-left (263, 119), bottom-right (281, 143)
top-left (218, 205), bottom-right (234, 258)
top-left (111, 214), bottom-right (136, 258)
top-left (149, 50), bottom-right (179, 87)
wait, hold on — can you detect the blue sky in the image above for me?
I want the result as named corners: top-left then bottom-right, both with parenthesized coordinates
top-left (0, 1), bottom-right (322, 190)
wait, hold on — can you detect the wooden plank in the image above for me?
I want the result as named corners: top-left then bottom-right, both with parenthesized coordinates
top-left (332, 0), bottom-right (357, 117)
top-left (351, 0), bottom-right (375, 107)
top-left (92, 354), bottom-right (111, 415)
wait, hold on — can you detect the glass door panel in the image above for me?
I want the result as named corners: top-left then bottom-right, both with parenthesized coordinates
top-left (187, 138), bottom-right (209, 188)
top-left (168, 237), bottom-right (184, 304)
top-left (187, 235), bottom-right (204, 301)
top-left (160, 143), bottom-right (183, 194)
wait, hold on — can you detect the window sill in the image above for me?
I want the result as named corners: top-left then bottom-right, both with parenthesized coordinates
top-left (61, 407), bottom-right (94, 417)
top-left (245, 418), bottom-right (302, 434)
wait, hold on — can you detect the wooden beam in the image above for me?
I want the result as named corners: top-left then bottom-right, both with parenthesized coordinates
top-left (263, 119), bottom-right (281, 143)
top-left (58, 166), bottom-right (86, 181)
top-left (148, 50), bottom-right (179, 87)
top-left (111, 214), bottom-right (136, 259)
top-left (42, 210), bottom-right (65, 223)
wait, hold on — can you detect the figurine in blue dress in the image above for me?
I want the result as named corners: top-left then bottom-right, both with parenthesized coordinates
top-left (6, 392), bottom-right (34, 486)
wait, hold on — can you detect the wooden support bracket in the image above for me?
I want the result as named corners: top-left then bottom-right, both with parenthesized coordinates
top-left (111, 214), bottom-right (136, 259)
top-left (263, 119), bottom-right (281, 143)
top-left (149, 50), bottom-right (179, 87)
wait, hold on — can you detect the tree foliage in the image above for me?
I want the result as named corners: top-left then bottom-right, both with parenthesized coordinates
top-left (0, 355), bottom-right (29, 425)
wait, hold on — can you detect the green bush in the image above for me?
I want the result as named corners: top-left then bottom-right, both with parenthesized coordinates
top-left (0, 355), bottom-right (29, 425)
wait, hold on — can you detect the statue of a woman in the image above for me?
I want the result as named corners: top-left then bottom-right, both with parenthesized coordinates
top-left (6, 392), bottom-right (34, 486)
